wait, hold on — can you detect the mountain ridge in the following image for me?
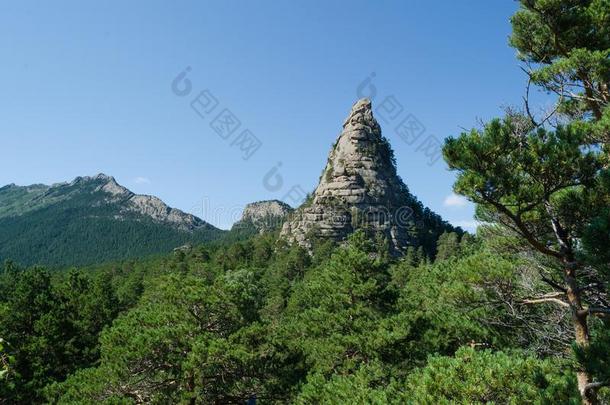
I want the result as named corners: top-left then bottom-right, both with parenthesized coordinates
top-left (0, 174), bottom-right (210, 232)
top-left (1, 100), bottom-right (460, 265)
top-left (0, 174), bottom-right (224, 266)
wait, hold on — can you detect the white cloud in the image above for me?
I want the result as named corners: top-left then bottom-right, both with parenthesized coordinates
top-left (452, 220), bottom-right (481, 233)
top-left (443, 193), bottom-right (468, 208)
top-left (133, 176), bottom-right (151, 185)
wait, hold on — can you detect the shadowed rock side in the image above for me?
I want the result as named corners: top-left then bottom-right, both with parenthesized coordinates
top-left (281, 98), bottom-right (457, 255)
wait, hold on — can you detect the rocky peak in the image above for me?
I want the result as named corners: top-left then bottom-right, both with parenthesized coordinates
top-left (93, 173), bottom-right (114, 181)
top-left (98, 176), bottom-right (131, 197)
top-left (342, 98), bottom-right (381, 133)
top-left (281, 98), bottom-right (453, 255)
top-left (71, 173), bottom-right (114, 185)
top-left (242, 200), bottom-right (293, 221)
top-left (233, 200), bottom-right (293, 233)
top-left (36, 174), bottom-right (210, 232)
top-left (0, 184), bottom-right (17, 191)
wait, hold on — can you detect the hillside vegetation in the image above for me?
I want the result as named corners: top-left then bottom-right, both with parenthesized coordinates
top-left (1, 231), bottom-right (598, 403)
top-left (1, 0), bottom-right (610, 403)
top-left (0, 176), bottom-right (224, 267)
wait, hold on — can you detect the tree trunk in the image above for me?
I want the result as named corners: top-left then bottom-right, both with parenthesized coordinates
top-left (564, 263), bottom-right (597, 405)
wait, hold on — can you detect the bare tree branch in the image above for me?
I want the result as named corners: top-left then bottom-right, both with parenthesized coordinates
top-left (585, 381), bottom-right (610, 392)
top-left (522, 292), bottom-right (570, 308)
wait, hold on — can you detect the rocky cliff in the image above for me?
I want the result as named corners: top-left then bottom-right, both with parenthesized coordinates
top-left (232, 200), bottom-right (293, 234)
top-left (281, 98), bottom-right (456, 255)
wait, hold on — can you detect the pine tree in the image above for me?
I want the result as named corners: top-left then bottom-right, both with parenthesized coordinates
top-left (510, 0), bottom-right (610, 137)
top-left (444, 117), bottom-right (609, 403)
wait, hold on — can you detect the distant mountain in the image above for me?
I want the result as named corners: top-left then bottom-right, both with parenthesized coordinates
top-left (0, 174), bottom-right (225, 266)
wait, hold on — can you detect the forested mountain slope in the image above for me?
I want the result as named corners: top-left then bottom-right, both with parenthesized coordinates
top-left (0, 174), bottom-right (224, 266)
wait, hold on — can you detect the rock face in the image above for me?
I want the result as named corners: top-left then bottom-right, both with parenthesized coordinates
top-left (71, 174), bottom-right (210, 231)
top-left (281, 98), bottom-right (455, 255)
top-left (125, 193), bottom-right (206, 232)
top-left (233, 200), bottom-right (293, 233)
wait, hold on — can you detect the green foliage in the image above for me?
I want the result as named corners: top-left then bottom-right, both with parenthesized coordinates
top-left (0, 337), bottom-right (14, 383)
top-left (6, 4), bottom-right (610, 402)
top-left (510, 0), bottom-right (610, 124)
top-left (0, 257), bottom-right (162, 403)
top-left (279, 231), bottom-right (390, 375)
top-left (444, 119), bottom-right (602, 226)
top-left (259, 242), bottom-right (312, 320)
top-left (384, 248), bottom-right (529, 372)
top-left (0, 224), bottom-right (601, 404)
top-left (443, 116), bottom-right (609, 286)
top-left (580, 170), bottom-right (610, 277)
top-left (296, 362), bottom-right (396, 404)
top-left (403, 347), bottom-right (580, 404)
top-left (443, 114), bottom-right (610, 402)
top-left (48, 272), bottom-right (253, 403)
top-left (45, 243), bottom-right (306, 404)
top-left (0, 181), bottom-right (225, 268)
top-left (0, 184), bottom-right (50, 217)
top-left (433, 231), bottom-right (475, 262)
top-left (0, 206), bottom-right (223, 267)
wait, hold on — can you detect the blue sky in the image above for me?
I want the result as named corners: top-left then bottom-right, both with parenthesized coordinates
top-left (1, 1), bottom-right (530, 230)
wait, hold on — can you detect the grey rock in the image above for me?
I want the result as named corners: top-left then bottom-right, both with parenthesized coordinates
top-left (233, 200), bottom-right (293, 233)
top-left (73, 174), bottom-right (208, 231)
top-left (281, 98), bottom-right (453, 255)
